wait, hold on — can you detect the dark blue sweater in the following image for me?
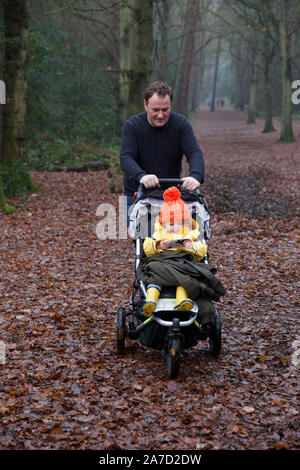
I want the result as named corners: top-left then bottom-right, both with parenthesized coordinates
top-left (119, 111), bottom-right (205, 195)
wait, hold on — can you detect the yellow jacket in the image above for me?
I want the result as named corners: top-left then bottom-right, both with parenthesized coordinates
top-left (143, 218), bottom-right (207, 262)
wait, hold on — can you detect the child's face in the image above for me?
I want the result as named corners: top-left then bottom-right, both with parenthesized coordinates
top-left (163, 219), bottom-right (192, 233)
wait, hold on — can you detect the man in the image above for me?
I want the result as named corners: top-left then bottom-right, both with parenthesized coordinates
top-left (120, 81), bottom-right (205, 206)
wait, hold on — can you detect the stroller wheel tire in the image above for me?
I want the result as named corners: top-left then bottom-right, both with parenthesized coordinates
top-left (208, 308), bottom-right (222, 356)
top-left (167, 337), bottom-right (181, 379)
top-left (116, 307), bottom-right (127, 354)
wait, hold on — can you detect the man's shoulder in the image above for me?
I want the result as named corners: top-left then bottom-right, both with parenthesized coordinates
top-left (125, 112), bottom-right (147, 129)
top-left (169, 111), bottom-right (190, 128)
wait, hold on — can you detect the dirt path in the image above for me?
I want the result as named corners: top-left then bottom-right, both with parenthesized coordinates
top-left (0, 109), bottom-right (299, 450)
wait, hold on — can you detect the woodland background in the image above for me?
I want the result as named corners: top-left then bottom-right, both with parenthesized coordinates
top-left (0, 0), bottom-right (300, 208)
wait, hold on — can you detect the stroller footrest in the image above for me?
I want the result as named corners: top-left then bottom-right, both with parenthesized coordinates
top-left (154, 298), bottom-right (198, 314)
top-left (153, 312), bottom-right (198, 328)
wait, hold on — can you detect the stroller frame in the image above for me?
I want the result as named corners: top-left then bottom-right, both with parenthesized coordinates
top-left (117, 178), bottom-right (222, 378)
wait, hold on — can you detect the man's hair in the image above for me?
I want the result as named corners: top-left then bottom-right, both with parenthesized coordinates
top-left (144, 81), bottom-right (173, 104)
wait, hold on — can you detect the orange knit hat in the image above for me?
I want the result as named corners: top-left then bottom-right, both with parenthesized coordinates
top-left (159, 187), bottom-right (192, 225)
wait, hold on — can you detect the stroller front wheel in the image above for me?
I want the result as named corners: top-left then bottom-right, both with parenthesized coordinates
top-left (167, 336), bottom-right (181, 379)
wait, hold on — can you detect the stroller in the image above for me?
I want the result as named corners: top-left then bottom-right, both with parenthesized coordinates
top-left (116, 178), bottom-right (222, 378)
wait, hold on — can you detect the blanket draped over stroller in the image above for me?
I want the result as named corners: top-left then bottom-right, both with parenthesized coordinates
top-left (141, 250), bottom-right (225, 301)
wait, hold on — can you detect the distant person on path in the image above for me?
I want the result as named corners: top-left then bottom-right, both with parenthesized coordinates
top-left (119, 81), bottom-right (205, 211)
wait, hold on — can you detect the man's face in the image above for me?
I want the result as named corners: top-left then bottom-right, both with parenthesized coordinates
top-left (144, 93), bottom-right (171, 127)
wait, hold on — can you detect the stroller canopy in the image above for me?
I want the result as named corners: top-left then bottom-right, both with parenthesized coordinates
top-left (128, 188), bottom-right (211, 241)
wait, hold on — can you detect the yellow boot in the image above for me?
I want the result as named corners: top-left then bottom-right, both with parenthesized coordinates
top-left (174, 286), bottom-right (194, 311)
top-left (143, 285), bottom-right (161, 317)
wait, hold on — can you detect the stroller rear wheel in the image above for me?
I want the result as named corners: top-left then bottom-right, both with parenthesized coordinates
top-left (116, 307), bottom-right (127, 354)
top-left (208, 308), bottom-right (222, 356)
top-left (167, 336), bottom-right (181, 379)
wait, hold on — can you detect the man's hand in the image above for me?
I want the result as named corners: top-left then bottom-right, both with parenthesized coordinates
top-left (140, 174), bottom-right (160, 189)
top-left (182, 176), bottom-right (200, 192)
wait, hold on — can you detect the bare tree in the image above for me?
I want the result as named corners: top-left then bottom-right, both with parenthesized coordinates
top-left (2, 0), bottom-right (30, 164)
top-left (127, 0), bottom-right (153, 118)
top-left (176, 0), bottom-right (198, 116)
top-left (261, 33), bottom-right (276, 132)
top-left (0, 0), bottom-right (35, 209)
top-left (154, 0), bottom-right (170, 80)
top-left (277, 0), bottom-right (294, 141)
top-left (119, 0), bottom-right (133, 124)
top-left (210, 36), bottom-right (222, 111)
top-left (246, 39), bottom-right (257, 124)
top-left (233, 0), bottom-right (298, 141)
top-left (0, 164), bottom-right (14, 213)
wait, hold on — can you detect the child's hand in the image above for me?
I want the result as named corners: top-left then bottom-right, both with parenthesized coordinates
top-left (183, 240), bottom-right (194, 250)
top-left (156, 240), bottom-right (173, 250)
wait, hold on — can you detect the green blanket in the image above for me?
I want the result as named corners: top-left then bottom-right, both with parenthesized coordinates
top-left (141, 250), bottom-right (226, 301)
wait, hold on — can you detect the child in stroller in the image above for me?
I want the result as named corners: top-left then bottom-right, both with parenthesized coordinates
top-left (142, 186), bottom-right (208, 316)
top-left (117, 179), bottom-right (225, 378)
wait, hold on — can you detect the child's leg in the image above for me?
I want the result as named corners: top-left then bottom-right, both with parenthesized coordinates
top-left (174, 286), bottom-right (194, 311)
top-left (143, 284), bottom-right (161, 317)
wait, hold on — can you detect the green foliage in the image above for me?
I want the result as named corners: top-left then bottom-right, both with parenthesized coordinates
top-left (27, 136), bottom-right (76, 171)
top-left (107, 147), bottom-right (123, 193)
top-left (2, 160), bottom-right (38, 198)
top-left (0, 165), bottom-right (15, 214)
top-left (27, 12), bottom-right (121, 171)
top-left (1, 202), bottom-right (15, 214)
top-left (27, 136), bottom-right (111, 171)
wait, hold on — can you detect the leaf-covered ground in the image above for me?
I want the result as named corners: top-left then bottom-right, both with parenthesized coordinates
top-left (0, 109), bottom-right (299, 450)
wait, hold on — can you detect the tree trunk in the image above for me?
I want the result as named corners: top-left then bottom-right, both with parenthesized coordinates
top-left (0, 164), bottom-right (15, 213)
top-left (262, 41), bottom-right (276, 133)
top-left (210, 36), bottom-right (221, 112)
top-left (0, 164), bottom-right (7, 210)
top-left (176, 0), bottom-right (197, 116)
top-left (2, 0), bottom-right (30, 164)
top-left (119, 1), bottom-right (132, 125)
top-left (278, 0), bottom-right (294, 142)
top-left (158, 0), bottom-right (169, 81)
top-left (190, 62), bottom-right (200, 112)
top-left (191, 15), bottom-right (205, 112)
top-left (231, 39), bottom-right (247, 111)
top-left (247, 55), bottom-right (256, 124)
top-left (127, 0), bottom-right (153, 119)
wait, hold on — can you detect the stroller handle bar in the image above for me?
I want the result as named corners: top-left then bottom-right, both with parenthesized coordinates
top-left (136, 178), bottom-right (201, 201)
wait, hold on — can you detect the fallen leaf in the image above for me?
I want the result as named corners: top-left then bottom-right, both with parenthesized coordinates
top-left (242, 406), bottom-right (255, 414)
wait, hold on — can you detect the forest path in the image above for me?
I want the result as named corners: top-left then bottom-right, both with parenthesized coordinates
top-left (193, 108), bottom-right (300, 217)
top-left (0, 109), bottom-right (299, 450)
